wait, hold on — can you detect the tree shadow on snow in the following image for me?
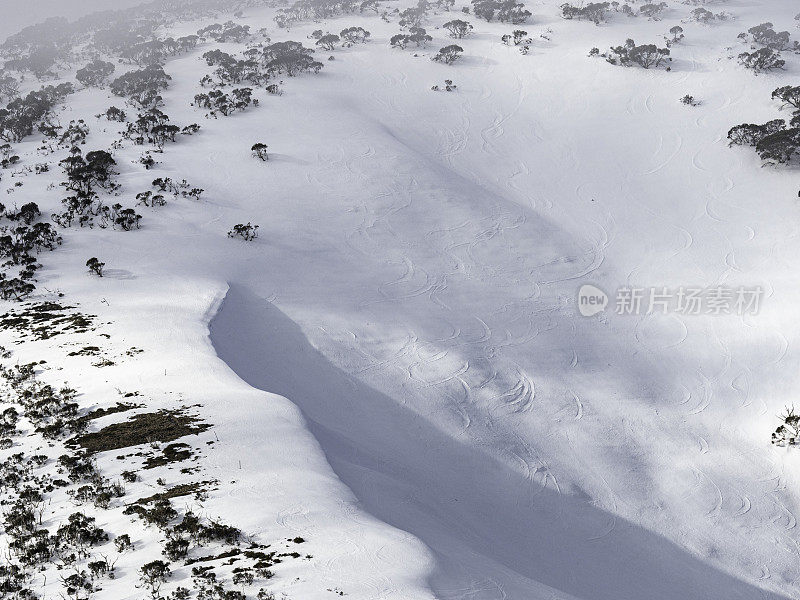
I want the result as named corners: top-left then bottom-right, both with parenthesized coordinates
top-left (100, 268), bottom-right (136, 280)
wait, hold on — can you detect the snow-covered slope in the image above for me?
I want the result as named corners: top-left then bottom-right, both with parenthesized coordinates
top-left (3, 0), bottom-right (800, 599)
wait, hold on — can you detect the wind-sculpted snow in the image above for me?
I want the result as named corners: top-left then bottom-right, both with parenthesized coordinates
top-left (210, 285), bottom-right (794, 600)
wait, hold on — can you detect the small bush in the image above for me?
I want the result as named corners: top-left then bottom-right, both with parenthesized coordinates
top-left (228, 223), bottom-right (259, 241)
top-left (251, 143), bottom-right (269, 161)
top-left (86, 257), bottom-right (104, 277)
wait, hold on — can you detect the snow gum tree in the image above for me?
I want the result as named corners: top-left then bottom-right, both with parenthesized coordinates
top-left (433, 45), bottom-right (464, 64)
top-left (444, 19), bottom-right (473, 38)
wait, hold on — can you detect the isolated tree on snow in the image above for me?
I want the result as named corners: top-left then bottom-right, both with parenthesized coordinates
top-left (443, 19), bottom-right (473, 39)
top-left (251, 143), bottom-right (269, 161)
top-left (86, 258), bottom-right (104, 277)
top-left (433, 45), bottom-right (464, 64)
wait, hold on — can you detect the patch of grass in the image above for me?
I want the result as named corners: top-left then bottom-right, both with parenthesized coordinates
top-left (81, 402), bottom-right (142, 423)
top-left (144, 442), bottom-right (194, 469)
top-left (135, 481), bottom-right (213, 505)
top-left (91, 358), bottom-right (116, 368)
top-left (74, 402), bottom-right (143, 434)
top-left (185, 548), bottom-right (241, 565)
top-left (71, 409), bottom-right (211, 453)
top-left (0, 302), bottom-right (95, 340)
top-left (68, 346), bottom-right (101, 356)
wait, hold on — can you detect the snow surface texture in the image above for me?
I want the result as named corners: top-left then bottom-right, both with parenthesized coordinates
top-left (2, 0), bottom-right (800, 598)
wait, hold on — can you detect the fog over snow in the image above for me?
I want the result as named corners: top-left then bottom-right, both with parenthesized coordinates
top-left (0, 0), bottom-right (149, 40)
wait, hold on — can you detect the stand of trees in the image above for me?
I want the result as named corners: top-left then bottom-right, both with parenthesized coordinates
top-left (391, 27), bottom-right (433, 49)
top-left (198, 21), bottom-right (250, 43)
top-left (275, 0), bottom-right (379, 28)
top-left (603, 39), bottom-right (671, 69)
top-left (560, 2), bottom-right (610, 24)
top-left (76, 60), bottom-right (115, 87)
top-left (728, 86), bottom-right (800, 165)
top-left (340, 26), bottom-right (371, 46)
top-left (744, 22), bottom-right (796, 52)
top-left (193, 88), bottom-right (254, 118)
top-left (0, 201), bottom-right (62, 300)
top-left (0, 84), bottom-right (74, 143)
top-left (472, 0), bottom-right (530, 23)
